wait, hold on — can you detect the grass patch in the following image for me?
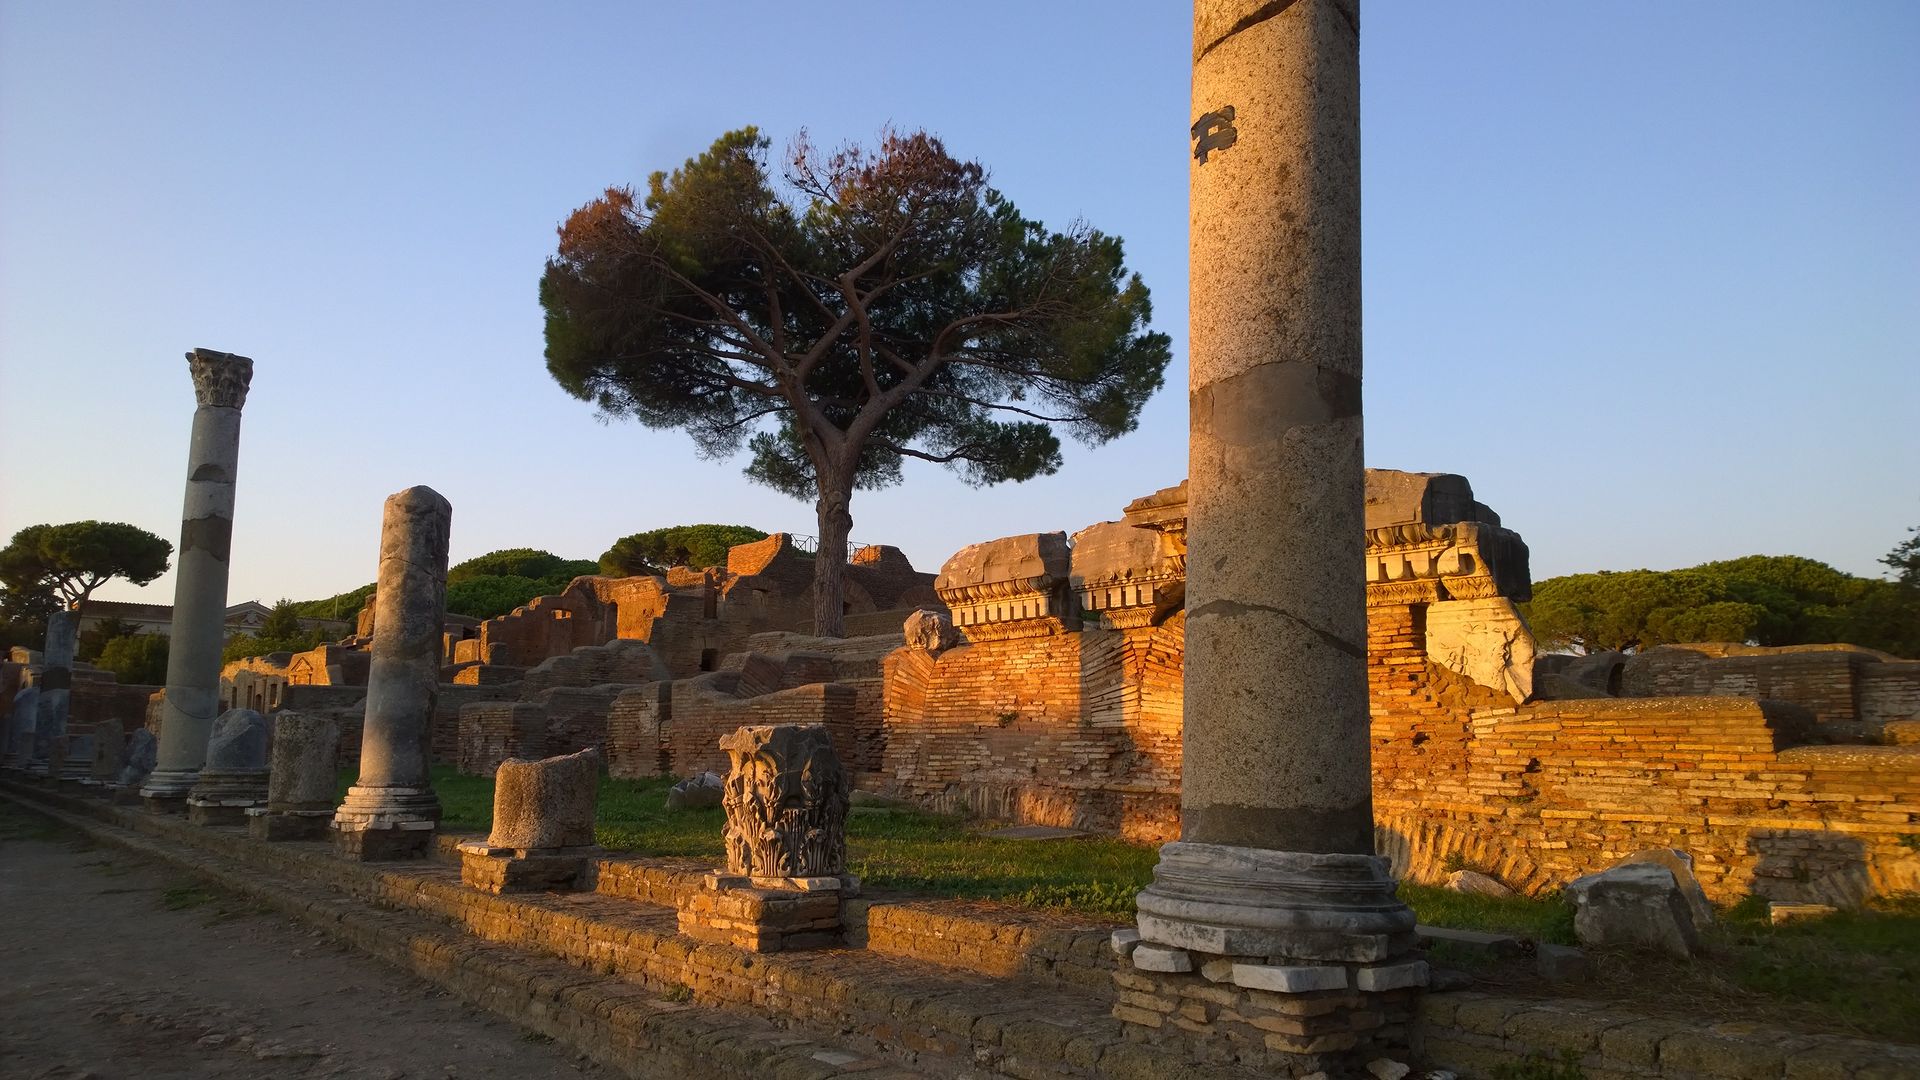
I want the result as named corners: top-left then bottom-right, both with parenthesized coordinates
top-left (387, 766), bottom-right (1155, 916)
top-left (1699, 893), bottom-right (1920, 1040)
top-left (1398, 883), bottom-right (1577, 945)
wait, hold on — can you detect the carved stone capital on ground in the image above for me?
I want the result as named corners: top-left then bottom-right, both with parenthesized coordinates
top-left (719, 724), bottom-right (848, 879)
top-left (187, 348), bottom-right (254, 410)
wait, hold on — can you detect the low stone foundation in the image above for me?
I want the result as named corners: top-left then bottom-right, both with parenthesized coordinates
top-left (458, 841), bottom-right (601, 894)
top-left (675, 872), bottom-right (855, 952)
top-left (1112, 933), bottom-right (1424, 1075)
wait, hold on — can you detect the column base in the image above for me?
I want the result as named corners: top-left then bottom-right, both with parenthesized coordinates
top-left (247, 808), bottom-right (334, 842)
top-left (140, 768), bottom-right (201, 806)
top-left (332, 818), bottom-right (437, 860)
top-left (186, 769), bottom-right (269, 827)
top-left (187, 799), bottom-right (264, 827)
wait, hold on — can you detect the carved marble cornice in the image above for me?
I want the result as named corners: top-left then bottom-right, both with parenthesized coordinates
top-left (1078, 571), bottom-right (1186, 630)
top-left (188, 348), bottom-right (254, 410)
top-left (1364, 520), bottom-right (1531, 606)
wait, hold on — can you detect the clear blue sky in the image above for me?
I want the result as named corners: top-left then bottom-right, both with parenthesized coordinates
top-left (2, 1), bottom-right (1915, 608)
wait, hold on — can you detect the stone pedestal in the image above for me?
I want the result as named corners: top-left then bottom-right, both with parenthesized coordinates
top-left (332, 487), bottom-right (450, 860)
top-left (675, 872), bottom-right (857, 953)
top-left (1123, 0), bottom-right (1420, 1071)
top-left (90, 722), bottom-right (126, 784)
top-left (457, 747), bottom-right (601, 892)
top-left (143, 349), bottom-right (253, 810)
top-left (249, 712), bottom-right (340, 842)
top-left (187, 708), bottom-right (270, 826)
top-left (4, 685), bottom-right (39, 769)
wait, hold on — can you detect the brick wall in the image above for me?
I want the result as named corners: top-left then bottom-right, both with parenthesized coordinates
top-left (1620, 644), bottom-right (1920, 737)
top-left (879, 621), bottom-right (1184, 843)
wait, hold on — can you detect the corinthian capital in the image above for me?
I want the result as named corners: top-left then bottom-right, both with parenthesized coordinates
top-left (187, 348), bottom-right (254, 410)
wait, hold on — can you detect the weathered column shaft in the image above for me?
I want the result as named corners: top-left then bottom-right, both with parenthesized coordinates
top-left (142, 349), bottom-right (252, 806)
top-left (1131, 0), bottom-right (1414, 973)
top-left (332, 486), bottom-right (450, 858)
top-left (1184, 0), bottom-right (1369, 854)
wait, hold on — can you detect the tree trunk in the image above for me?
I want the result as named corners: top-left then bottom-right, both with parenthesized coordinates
top-left (812, 473), bottom-right (854, 639)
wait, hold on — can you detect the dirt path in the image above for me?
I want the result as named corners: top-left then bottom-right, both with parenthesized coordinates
top-left (0, 804), bottom-right (609, 1080)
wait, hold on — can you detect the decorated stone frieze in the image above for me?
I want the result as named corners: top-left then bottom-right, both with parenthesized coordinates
top-left (933, 532), bottom-right (1079, 642)
top-left (1071, 520), bottom-right (1184, 630)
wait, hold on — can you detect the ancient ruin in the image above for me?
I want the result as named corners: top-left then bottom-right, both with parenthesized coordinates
top-left (675, 723), bottom-right (856, 953)
top-left (331, 486), bottom-right (451, 859)
top-left (247, 711), bottom-right (339, 840)
top-left (458, 747), bottom-right (602, 893)
top-left (143, 348), bottom-right (253, 811)
top-left (184, 708), bottom-right (271, 826)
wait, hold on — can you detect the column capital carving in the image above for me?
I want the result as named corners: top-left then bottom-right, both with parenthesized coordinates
top-left (187, 348), bottom-right (254, 410)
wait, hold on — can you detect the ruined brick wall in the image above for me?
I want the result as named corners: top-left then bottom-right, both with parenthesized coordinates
top-left (458, 702), bottom-right (546, 777)
top-left (879, 622), bottom-right (1184, 842)
top-left (662, 680), bottom-right (860, 778)
top-left (607, 684), bottom-right (670, 780)
top-left (1619, 644), bottom-right (1920, 735)
top-left (69, 682), bottom-right (161, 739)
top-left (518, 640), bottom-right (666, 695)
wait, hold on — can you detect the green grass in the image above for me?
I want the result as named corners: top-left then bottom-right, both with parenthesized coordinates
top-left (387, 766), bottom-right (1157, 915)
top-left (1703, 893), bottom-right (1920, 1040)
top-left (1398, 882), bottom-right (1577, 945)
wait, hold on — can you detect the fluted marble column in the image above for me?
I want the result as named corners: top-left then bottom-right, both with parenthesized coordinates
top-left (332, 486), bottom-right (450, 859)
top-left (142, 349), bottom-right (252, 811)
top-left (1133, 0), bottom-right (1415, 966)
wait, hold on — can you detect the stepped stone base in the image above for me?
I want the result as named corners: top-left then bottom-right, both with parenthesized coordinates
top-left (1112, 933), bottom-right (1424, 1075)
top-left (675, 872), bottom-right (857, 953)
top-left (188, 799), bottom-right (264, 827)
top-left (247, 808), bottom-right (333, 842)
top-left (458, 842), bottom-right (602, 894)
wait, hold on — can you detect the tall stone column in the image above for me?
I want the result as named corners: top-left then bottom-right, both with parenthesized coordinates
top-left (1115, 1), bottom-right (1421, 1069)
top-left (332, 486), bottom-right (450, 860)
top-left (28, 609), bottom-right (78, 775)
top-left (141, 349), bottom-right (252, 811)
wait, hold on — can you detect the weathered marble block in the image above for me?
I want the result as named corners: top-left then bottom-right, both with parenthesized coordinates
top-left (248, 712), bottom-right (340, 841)
top-left (117, 729), bottom-right (158, 795)
top-left (458, 747), bottom-right (601, 893)
top-left (5, 686), bottom-right (40, 769)
top-left (677, 724), bottom-right (855, 952)
top-left (186, 708), bottom-right (270, 826)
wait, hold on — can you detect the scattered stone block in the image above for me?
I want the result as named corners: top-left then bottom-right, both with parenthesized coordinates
top-left (1534, 943), bottom-right (1591, 983)
top-left (664, 771), bottom-right (723, 811)
top-left (1617, 848), bottom-right (1714, 928)
top-left (1565, 863), bottom-right (1700, 959)
top-left (1444, 870), bottom-right (1514, 898)
top-left (186, 709), bottom-right (270, 826)
top-left (1110, 928), bottom-right (1142, 958)
top-left (1355, 960), bottom-right (1429, 992)
top-left (90, 722), bottom-right (125, 783)
top-left (1768, 902), bottom-right (1838, 925)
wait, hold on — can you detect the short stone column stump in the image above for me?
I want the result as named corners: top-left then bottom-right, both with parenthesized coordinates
top-left (676, 872), bottom-right (858, 953)
top-left (458, 747), bottom-right (601, 894)
top-left (247, 712), bottom-right (341, 842)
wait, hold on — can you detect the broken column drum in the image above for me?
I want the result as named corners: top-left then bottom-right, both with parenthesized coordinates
top-left (1118, 0), bottom-right (1422, 1071)
top-left (332, 486), bottom-right (451, 859)
top-left (142, 349), bottom-right (253, 810)
top-left (457, 747), bottom-right (603, 892)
